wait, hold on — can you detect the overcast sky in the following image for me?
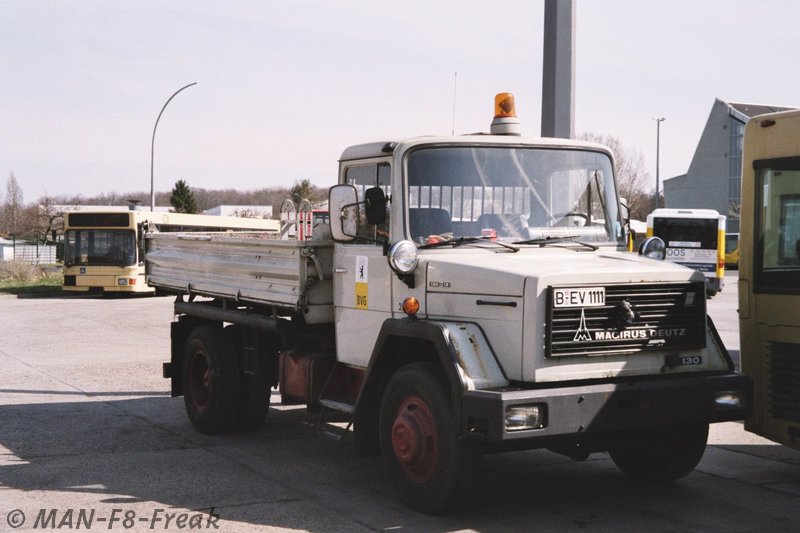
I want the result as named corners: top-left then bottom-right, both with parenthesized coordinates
top-left (3, 0), bottom-right (799, 203)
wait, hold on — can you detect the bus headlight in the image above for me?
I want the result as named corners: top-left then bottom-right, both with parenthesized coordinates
top-left (505, 404), bottom-right (546, 431)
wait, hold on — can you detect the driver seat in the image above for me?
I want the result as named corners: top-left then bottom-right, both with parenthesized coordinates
top-left (409, 208), bottom-right (452, 241)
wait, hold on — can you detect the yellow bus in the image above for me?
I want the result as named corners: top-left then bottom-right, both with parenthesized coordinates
top-left (63, 210), bottom-right (279, 294)
top-left (740, 110), bottom-right (800, 448)
top-left (646, 208), bottom-right (726, 296)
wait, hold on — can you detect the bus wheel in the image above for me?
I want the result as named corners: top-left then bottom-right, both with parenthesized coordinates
top-left (379, 362), bottom-right (480, 514)
top-left (609, 423), bottom-right (709, 482)
top-left (182, 325), bottom-right (240, 434)
top-left (225, 325), bottom-right (273, 430)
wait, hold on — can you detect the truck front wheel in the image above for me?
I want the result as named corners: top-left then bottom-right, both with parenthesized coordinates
top-left (379, 362), bottom-right (479, 514)
top-left (182, 325), bottom-right (240, 434)
top-left (609, 423), bottom-right (709, 482)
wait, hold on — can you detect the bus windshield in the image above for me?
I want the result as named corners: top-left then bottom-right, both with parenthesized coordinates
top-left (404, 146), bottom-right (621, 245)
top-left (64, 229), bottom-right (137, 267)
top-left (653, 218), bottom-right (718, 250)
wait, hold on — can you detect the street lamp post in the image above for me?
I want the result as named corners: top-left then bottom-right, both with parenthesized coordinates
top-left (654, 117), bottom-right (666, 211)
top-left (150, 82), bottom-right (197, 211)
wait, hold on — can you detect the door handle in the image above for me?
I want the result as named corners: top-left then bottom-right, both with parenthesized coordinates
top-left (334, 268), bottom-right (348, 274)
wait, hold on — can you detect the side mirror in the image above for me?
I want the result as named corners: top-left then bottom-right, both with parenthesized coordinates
top-left (639, 236), bottom-right (666, 260)
top-left (329, 185), bottom-right (359, 242)
top-left (364, 187), bottom-right (387, 225)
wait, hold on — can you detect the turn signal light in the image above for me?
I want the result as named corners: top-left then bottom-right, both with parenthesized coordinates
top-left (402, 297), bottom-right (420, 316)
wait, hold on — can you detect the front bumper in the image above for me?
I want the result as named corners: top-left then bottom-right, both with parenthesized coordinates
top-left (462, 372), bottom-right (751, 442)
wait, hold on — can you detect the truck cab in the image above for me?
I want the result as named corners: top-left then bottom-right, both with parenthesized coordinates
top-left (326, 96), bottom-right (749, 511)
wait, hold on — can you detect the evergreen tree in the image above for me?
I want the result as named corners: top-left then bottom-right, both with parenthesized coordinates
top-left (169, 179), bottom-right (198, 214)
top-left (289, 178), bottom-right (315, 205)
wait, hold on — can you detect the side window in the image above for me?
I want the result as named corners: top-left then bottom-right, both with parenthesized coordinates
top-left (344, 163), bottom-right (390, 243)
top-left (755, 162), bottom-right (800, 292)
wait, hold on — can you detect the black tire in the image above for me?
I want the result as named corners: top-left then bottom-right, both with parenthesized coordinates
top-left (225, 325), bottom-right (273, 431)
top-left (609, 423), bottom-right (709, 483)
top-left (379, 362), bottom-right (480, 514)
top-left (182, 325), bottom-right (240, 434)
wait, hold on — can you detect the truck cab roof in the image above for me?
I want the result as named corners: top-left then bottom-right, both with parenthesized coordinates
top-left (339, 135), bottom-right (614, 163)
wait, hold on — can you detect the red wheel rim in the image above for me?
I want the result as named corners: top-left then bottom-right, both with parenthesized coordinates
top-left (391, 395), bottom-right (439, 481)
top-left (188, 351), bottom-right (211, 411)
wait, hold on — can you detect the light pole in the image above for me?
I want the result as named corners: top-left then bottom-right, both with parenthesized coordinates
top-left (653, 117), bottom-right (666, 211)
top-left (150, 82), bottom-right (197, 211)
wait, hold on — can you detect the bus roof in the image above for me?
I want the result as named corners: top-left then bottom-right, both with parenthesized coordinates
top-left (648, 208), bottom-right (723, 220)
top-left (64, 209), bottom-right (279, 231)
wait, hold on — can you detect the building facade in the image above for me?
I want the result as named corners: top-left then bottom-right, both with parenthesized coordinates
top-left (663, 99), bottom-right (794, 233)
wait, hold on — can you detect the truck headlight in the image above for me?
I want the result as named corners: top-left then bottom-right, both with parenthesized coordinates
top-left (715, 390), bottom-right (745, 410)
top-left (388, 240), bottom-right (418, 274)
top-left (505, 404), bottom-right (546, 431)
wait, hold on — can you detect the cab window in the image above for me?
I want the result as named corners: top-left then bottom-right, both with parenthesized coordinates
top-left (344, 163), bottom-right (390, 243)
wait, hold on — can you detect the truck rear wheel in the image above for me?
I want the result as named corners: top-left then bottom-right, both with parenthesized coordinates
top-left (182, 325), bottom-right (240, 434)
top-left (379, 362), bottom-right (480, 514)
top-left (609, 423), bottom-right (709, 482)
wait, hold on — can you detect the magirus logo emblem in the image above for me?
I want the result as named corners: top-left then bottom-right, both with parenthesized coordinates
top-left (573, 309), bottom-right (592, 342)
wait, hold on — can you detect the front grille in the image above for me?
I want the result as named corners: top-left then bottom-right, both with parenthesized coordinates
top-left (546, 282), bottom-right (706, 357)
top-left (767, 341), bottom-right (800, 422)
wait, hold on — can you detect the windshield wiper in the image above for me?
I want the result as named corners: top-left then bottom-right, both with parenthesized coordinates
top-left (417, 236), bottom-right (519, 252)
top-left (512, 235), bottom-right (598, 251)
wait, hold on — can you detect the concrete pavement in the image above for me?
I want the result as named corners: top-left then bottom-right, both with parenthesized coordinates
top-left (1, 274), bottom-right (799, 532)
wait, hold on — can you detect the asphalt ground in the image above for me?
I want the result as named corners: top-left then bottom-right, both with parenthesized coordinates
top-left (1, 271), bottom-right (800, 532)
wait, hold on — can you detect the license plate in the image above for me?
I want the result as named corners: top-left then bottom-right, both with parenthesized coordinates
top-left (553, 287), bottom-right (605, 308)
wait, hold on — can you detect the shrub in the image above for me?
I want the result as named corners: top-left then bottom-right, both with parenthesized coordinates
top-left (0, 260), bottom-right (41, 282)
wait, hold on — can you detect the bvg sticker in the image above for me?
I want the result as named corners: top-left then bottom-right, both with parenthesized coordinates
top-left (355, 255), bottom-right (368, 309)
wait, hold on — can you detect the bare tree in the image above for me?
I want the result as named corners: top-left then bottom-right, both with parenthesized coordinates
top-left (3, 172), bottom-right (24, 236)
top-left (577, 133), bottom-right (653, 220)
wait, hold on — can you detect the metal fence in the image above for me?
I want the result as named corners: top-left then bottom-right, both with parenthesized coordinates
top-left (0, 242), bottom-right (60, 264)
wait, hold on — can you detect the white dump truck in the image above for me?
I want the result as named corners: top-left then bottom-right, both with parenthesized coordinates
top-left (148, 94), bottom-right (751, 513)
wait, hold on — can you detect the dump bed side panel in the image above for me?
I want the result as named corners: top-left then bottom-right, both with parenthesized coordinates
top-left (146, 233), bottom-right (334, 323)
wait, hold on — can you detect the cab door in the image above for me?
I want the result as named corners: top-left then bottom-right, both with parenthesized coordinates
top-left (332, 162), bottom-right (392, 368)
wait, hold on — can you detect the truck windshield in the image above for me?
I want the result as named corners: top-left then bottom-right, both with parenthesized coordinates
top-left (64, 229), bottom-right (137, 267)
top-left (405, 146), bottom-right (621, 245)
